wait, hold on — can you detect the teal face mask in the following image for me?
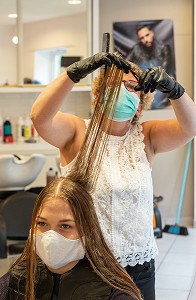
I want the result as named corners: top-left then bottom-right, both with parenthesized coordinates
top-left (109, 85), bottom-right (140, 122)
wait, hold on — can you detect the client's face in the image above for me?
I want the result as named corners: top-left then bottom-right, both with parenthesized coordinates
top-left (34, 197), bottom-right (85, 274)
top-left (35, 197), bottom-right (79, 240)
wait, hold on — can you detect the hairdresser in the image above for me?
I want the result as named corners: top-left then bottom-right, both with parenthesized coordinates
top-left (30, 52), bottom-right (196, 300)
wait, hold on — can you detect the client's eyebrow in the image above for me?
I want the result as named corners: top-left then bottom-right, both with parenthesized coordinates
top-left (37, 216), bottom-right (75, 222)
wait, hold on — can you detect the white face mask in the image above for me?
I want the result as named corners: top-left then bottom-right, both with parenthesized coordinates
top-left (34, 230), bottom-right (85, 269)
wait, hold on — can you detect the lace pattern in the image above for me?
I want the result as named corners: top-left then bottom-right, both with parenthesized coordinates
top-left (61, 120), bottom-right (158, 267)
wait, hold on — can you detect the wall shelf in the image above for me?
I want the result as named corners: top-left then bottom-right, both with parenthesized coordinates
top-left (0, 85), bottom-right (91, 94)
top-left (0, 140), bottom-right (59, 155)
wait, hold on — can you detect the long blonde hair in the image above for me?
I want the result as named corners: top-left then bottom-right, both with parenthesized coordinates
top-left (69, 65), bottom-right (124, 190)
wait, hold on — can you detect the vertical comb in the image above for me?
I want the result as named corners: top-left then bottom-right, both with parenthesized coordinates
top-left (100, 33), bottom-right (110, 78)
top-left (102, 32), bottom-right (110, 53)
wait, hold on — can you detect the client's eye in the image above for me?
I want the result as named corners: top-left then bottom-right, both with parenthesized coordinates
top-left (36, 221), bottom-right (47, 227)
top-left (60, 224), bottom-right (71, 230)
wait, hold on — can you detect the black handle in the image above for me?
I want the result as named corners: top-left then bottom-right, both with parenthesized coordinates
top-left (100, 33), bottom-right (110, 77)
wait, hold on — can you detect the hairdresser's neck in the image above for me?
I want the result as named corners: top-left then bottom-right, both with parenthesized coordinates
top-left (109, 120), bottom-right (132, 136)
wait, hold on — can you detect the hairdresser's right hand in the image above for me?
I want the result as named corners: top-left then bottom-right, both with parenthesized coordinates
top-left (66, 52), bottom-right (131, 83)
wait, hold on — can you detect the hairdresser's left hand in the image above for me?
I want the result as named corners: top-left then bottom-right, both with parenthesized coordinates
top-left (134, 66), bottom-right (185, 99)
top-left (66, 52), bottom-right (131, 83)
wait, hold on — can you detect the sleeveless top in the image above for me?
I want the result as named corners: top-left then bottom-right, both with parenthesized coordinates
top-left (61, 120), bottom-right (158, 267)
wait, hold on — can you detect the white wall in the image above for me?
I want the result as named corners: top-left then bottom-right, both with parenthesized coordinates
top-left (0, 12), bottom-right (87, 86)
top-left (99, 0), bottom-right (194, 226)
top-left (0, 25), bottom-right (17, 85)
top-left (23, 12), bottom-right (87, 81)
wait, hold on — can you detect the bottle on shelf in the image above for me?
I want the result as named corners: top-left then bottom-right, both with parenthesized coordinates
top-left (3, 116), bottom-right (13, 143)
top-left (31, 123), bottom-right (39, 141)
top-left (3, 116), bottom-right (11, 136)
top-left (24, 115), bottom-right (31, 139)
top-left (17, 116), bottom-right (25, 142)
top-left (0, 114), bottom-right (3, 143)
top-left (31, 123), bottom-right (35, 139)
top-left (46, 167), bottom-right (57, 185)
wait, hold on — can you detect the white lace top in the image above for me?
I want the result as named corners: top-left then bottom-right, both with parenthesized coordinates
top-left (61, 120), bottom-right (158, 267)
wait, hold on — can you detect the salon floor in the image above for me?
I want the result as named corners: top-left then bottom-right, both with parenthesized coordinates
top-left (155, 227), bottom-right (196, 300)
top-left (1, 230), bottom-right (196, 300)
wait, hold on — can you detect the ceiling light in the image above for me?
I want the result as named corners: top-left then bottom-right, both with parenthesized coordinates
top-left (8, 13), bottom-right (18, 19)
top-left (12, 36), bottom-right (18, 45)
top-left (68, 0), bottom-right (82, 4)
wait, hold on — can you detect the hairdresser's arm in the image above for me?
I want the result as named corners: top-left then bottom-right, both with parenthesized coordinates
top-left (31, 52), bottom-right (131, 149)
top-left (136, 67), bottom-right (196, 156)
top-left (30, 71), bottom-right (81, 149)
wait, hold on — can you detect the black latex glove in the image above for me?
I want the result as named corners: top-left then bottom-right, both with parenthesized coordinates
top-left (134, 66), bottom-right (185, 100)
top-left (66, 52), bottom-right (131, 83)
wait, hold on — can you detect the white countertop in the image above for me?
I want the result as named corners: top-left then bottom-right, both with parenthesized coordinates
top-left (0, 140), bottom-right (59, 155)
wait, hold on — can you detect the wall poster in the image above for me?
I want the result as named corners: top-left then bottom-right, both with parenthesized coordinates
top-left (113, 19), bottom-right (176, 110)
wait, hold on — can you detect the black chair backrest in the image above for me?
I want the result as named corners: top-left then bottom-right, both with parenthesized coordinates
top-left (0, 191), bottom-right (37, 239)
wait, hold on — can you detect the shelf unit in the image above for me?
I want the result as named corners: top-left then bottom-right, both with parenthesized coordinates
top-left (0, 85), bottom-right (91, 94)
top-left (0, 140), bottom-right (59, 155)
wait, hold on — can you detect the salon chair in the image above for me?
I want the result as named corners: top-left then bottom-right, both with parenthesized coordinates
top-left (0, 153), bottom-right (46, 258)
top-left (0, 191), bottom-right (37, 258)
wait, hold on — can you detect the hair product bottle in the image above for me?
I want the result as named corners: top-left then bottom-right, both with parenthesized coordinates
top-left (17, 116), bottom-right (24, 142)
top-left (3, 116), bottom-right (13, 143)
top-left (24, 115), bottom-right (31, 139)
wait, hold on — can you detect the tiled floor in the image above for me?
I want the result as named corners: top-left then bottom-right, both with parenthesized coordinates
top-left (1, 229), bottom-right (196, 299)
top-left (155, 228), bottom-right (196, 300)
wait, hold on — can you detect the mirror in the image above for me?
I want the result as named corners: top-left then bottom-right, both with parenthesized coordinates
top-left (0, 0), bottom-right (91, 87)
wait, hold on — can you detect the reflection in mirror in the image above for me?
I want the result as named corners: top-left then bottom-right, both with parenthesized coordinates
top-left (0, 0), bottom-right (90, 87)
top-left (33, 48), bottom-right (67, 85)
